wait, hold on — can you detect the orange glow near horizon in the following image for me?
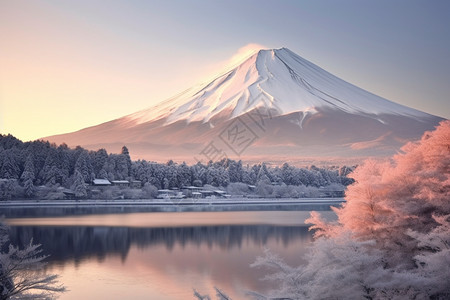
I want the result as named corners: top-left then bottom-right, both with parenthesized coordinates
top-left (0, 4), bottom-right (266, 142)
top-left (0, 40), bottom-right (267, 142)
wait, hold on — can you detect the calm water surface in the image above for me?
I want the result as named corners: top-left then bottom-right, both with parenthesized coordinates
top-left (5, 208), bottom-right (337, 299)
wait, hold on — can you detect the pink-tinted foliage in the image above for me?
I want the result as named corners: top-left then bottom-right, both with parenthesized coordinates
top-left (287, 120), bottom-right (450, 299)
top-left (313, 121), bottom-right (450, 265)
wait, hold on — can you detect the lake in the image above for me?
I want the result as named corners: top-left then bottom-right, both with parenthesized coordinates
top-left (3, 203), bottom-right (338, 299)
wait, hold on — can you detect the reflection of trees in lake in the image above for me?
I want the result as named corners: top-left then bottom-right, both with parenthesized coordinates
top-left (8, 225), bottom-right (311, 265)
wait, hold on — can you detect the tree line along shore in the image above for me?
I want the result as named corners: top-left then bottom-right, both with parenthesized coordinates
top-left (0, 134), bottom-right (354, 201)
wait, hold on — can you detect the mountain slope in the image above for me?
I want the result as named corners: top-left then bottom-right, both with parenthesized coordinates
top-left (45, 48), bottom-right (444, 164)
top-left (125, 48), bottom-right (430, 126)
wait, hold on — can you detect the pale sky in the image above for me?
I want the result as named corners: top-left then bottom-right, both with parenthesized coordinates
top-left (1, 0), bottom-right (449, 142)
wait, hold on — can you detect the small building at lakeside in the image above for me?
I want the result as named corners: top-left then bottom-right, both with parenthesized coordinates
top-left (111, 180), bottom-right (129, 187)
top-left (192, 191), bottom-right (202, 199)
top-left (157, 189), bottom-right (185, 199)
top-left (130, 180), bottom-right (142, 189)
top-left (182, 186), bottom-right (202, 192)
top-left (92, 179), bottom-right (111, 186)
top-left (63, 189), bottom-right (76, 199)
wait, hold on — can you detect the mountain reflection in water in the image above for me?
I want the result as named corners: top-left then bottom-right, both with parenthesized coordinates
top-left (5, 210), bottom-right (334, 299)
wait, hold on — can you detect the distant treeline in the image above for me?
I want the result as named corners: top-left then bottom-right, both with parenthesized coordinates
top-left (0, 134), bottom-right (354, 199)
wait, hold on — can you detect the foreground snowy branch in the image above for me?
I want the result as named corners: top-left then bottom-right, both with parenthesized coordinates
top-left (193, 287), bottom-right (231, 300)
top-left (0, 222), bottom-right (65, 300)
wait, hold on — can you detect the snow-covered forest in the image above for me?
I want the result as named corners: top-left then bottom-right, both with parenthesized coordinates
top-left (0, 135), bottom-right (353, 200)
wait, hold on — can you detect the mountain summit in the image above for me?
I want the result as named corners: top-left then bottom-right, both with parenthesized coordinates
top-left (45, 47), bottom-right (443, 164)
top-left (127, 48), bottom-right (429, 125)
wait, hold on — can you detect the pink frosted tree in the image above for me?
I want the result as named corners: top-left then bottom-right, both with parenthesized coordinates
top-left (252, 121), bottom-right (450, 299)
top-left (332, 120), bottom-right (450, 267)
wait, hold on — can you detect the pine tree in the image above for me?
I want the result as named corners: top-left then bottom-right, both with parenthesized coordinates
top-left (115, 154), bottom-right (129, 180)
top-left (56, 146), bottom-right (71, 186)
top-left (177, 162), bottom-right (192, 187)
top-left (97, 168), bottom-right (108, 179)
top-left (281, 162), bottom-right (293, 185)
top-left (93, 148), bottom-right (108, 176)
top-left (0, 150), bottom-right (20, 179)
top-left (21, 154), bottom-right (35, 198)
top-left (39, 150), bottom-right (61, 185)
top-left (22, 176), bottom-right (35, 198)
top-left (74, 151), bottom-right (93, 183)
top-left (71, 170), bottom-right (87, 198)
top-left (121, 146), bottom-right (132, 177)
top-left (227, 160), bottom-right (243, 183)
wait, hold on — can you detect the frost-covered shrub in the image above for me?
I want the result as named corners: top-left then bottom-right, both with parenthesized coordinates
top-left (142, 183), bottom-right (158, 199)
top-left (34, 185), bottom-right (65, 200)
top-left (271, 184), bottom-right (290, 198)
top-left (0, 179), bottom-right (23, 200)
top-left (98, 186), bottom-right (121, 200)
top-left (122, 188), bottom-right (142, 199)
top-left (45, 191), bottom-right (65, 200)
top-left (193, 179), bottom-right (203, 187)
top-left (256, 177), bottom-right (273, 198)
top-left (298, 185), bottom-right (320, 198)
top-left (226, 182), bottom-right (251, 196)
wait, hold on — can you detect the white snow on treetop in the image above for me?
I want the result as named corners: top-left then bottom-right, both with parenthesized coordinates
top-left (125, 47), bottom-right (430, 126)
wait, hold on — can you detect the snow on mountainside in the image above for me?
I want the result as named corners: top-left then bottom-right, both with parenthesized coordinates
top-left (44, 47), bottom-right (443, 164)
top-left (125, 47), bottom-right (430, 127)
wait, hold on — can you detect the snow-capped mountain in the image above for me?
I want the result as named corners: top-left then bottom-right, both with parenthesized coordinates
top-left (45, 47), bottom-right (443, 164)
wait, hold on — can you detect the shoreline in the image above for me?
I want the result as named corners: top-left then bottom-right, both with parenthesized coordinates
top-left (0, 198), bottom-right (344, 208)
top-left (0, 198), bottom-right (344, 217)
